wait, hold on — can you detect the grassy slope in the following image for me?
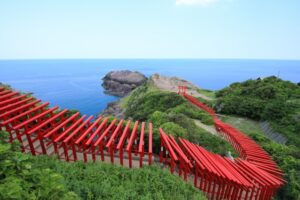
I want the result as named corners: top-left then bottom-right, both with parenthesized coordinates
top-left (196, 88), bottom-right (216, 99)
top-left (215, 76), bottom-right (300, 147)
top-left (122, 81), bottom-right (236, 156)
top-left (32, 156), bottom-right (206, 200)
top-left (0, 131), bottom-right (206, 200)
top-left (220, 115), bottom-right (265, 136)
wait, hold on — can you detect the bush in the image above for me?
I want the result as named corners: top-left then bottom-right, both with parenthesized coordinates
top-left (160, 122), bottom-right (188, 139)
top-left (168, 103), bottom-right (214, 125)
top-left (32, 157), bottom-right (206, 200)
top-left (150, 111), bottom-right (169, 127)
top-left (0, 131), bottom-right (79, 200)
top-left (125, 86), bottom-right (185, 121)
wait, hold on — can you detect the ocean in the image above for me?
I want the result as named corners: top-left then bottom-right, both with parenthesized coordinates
top-left (0, 59), bottom-right (299, 116)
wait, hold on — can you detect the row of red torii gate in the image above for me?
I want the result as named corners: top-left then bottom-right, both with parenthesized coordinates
top-left (0, 85), bottom-right (286, 200)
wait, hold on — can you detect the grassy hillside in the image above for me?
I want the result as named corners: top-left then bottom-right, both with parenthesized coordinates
top-left (0, 131), bottom-right (206, 200)
top-left (123, 82), bottom-right (236, 156)
top-left (216, 76), bottom-right (300, 200)
top-left (216, 76), bottom-right (300, 146)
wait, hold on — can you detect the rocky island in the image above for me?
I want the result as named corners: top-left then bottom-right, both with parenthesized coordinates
top-left (102, 70), bottom-right (147, 97)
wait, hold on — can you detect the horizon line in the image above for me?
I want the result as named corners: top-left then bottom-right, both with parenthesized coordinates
top-left (0, 58), bottom-right (300, 61)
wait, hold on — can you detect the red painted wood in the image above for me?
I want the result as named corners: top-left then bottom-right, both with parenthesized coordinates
top-left (75, 116), bottom-right (103, 145)
top-left (43, 112), bottom-right (80, 138)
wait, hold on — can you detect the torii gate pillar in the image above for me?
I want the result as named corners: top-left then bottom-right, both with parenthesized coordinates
top-left (178, 85), bottom-right (187, 96)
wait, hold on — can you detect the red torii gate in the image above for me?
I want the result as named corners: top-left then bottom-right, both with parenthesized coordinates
top-left (106, 119), bottom-right (124, 163)
top-left (0, 93), bottom-right (32, 109)
top-left (125, 121), bottom-right (139, 168)
top-left (180, 93), bottom-right (286, 199)
top-left (159, 128), bottom-right (178, 173)
top-left (0, 101), bottom-right (49, 150)
top-left (180, 138), bottom-right (252, 199)
top-left (59, 115), bottom-right (93, 162)
top-left (178, 85), bottom-right (188, 95)
top-left (116, 120), bottom-right (132, 165)
top-left (12, 106), bottom-right (59, 155)
top-left (0, 87), bottom-right (153, 169)
top-left (0, 96), bottom-right (35, 113)
top-left (44, 112), bottom-right (81, 159)
top-left (74, 116), bottom-right (103, 162)
top-left (159, 128), bottom-right (192, 178)
top-left (26, 109), bottom-right (69, 154)
top-left (84, 117), bottom-right (109, 162)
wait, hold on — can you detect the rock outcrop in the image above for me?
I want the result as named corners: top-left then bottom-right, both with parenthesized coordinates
top-left (102, 70), bottom-right (147, 97)
top-left (101, 101), bottom-right (125, 118)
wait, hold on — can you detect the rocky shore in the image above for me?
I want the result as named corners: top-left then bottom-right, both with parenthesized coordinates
top-left (101, 101), bottom-right (125, 118)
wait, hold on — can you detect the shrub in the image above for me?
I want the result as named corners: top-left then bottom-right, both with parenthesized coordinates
top-left (32, 157), bottom-right (206, 200)
top-left (160, 122), bottom-right (188, 139)
top-left (0, 131), bottom-right (79, 200)
top-left (168, 103), bottom-right (213, 125)
top-left (125, 86), bottom-right (185, 121)
top-left (150, 111), bottom-right (170, 127)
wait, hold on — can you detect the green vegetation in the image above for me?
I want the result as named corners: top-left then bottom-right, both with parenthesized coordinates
top-left (33, 157), bottom-right (206, 200)
top-left (126, 86), bottom-right (185, 121)
top-left (196, 88), bottom-right (216, 99)
top-left (0, 131), bottom-right (206, 200)
top-left (220, 115), bottom-right (266, 138)
top-left (124, 83), bottom-right (235, 156)
top-left (169, 103), bottom-right (214, 125)
top-left (216, 76), bottom-right (300, 200)
top-left (0, 131), bottom-right (79, 200)
top-left (216, 76), bottom-right (300, 146)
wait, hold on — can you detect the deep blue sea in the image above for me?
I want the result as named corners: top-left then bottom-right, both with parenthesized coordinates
top-left (0, 59), bottom-right (299, 116)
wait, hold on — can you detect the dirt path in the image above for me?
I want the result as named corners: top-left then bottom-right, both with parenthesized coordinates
top-left (194, 119), bottom-right (218, 135)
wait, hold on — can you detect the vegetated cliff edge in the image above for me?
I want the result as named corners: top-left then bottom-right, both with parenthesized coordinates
top-left (101, 72), bottom-right (213, 118)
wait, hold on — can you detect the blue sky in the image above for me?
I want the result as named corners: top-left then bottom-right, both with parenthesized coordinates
top-left (0, 0), bottom-right (299, 59)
